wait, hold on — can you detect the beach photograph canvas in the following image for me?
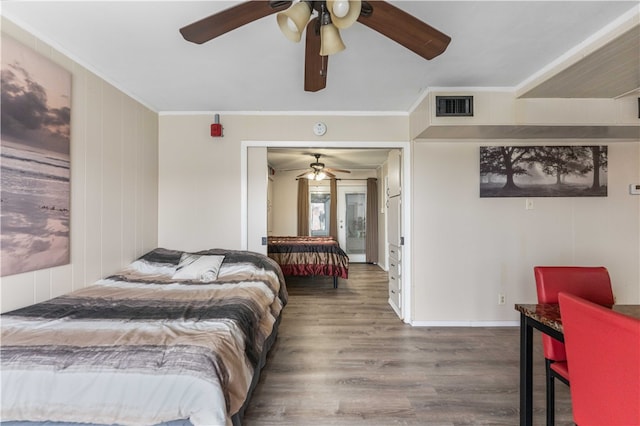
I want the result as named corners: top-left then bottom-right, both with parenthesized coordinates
top-left (1, 36), bottom-right (71, 276)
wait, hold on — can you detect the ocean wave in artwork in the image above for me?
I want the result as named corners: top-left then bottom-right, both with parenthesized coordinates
top-left (1, 143), bottom-right (70, 276)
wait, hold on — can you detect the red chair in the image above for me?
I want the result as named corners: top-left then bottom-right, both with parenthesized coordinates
top-left (534, 266), bottom-right (614, 425)
top-left (558, 292), bottom-right (640, 426)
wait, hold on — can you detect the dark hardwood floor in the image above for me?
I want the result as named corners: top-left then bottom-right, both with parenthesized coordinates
top-left (243, 263), bottom-right (573, 425)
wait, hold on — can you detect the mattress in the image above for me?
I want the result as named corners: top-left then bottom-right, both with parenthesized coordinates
top-left (0, 248), bottom-right (287, 426)
top-left (267, 236), bottom-right (349, 281)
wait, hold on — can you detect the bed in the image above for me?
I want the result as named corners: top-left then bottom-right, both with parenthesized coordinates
top-left (0, 248), bottom-right (287, 426)
top-left (267, 236), bottom-right (349, 288)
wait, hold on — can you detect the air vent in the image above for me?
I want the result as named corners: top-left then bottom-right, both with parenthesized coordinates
top-left (436, 96), bottom-right (474, 117)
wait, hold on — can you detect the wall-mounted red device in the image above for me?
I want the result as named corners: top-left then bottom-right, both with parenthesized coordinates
top-left (211, 114), bottom-right (223, 137)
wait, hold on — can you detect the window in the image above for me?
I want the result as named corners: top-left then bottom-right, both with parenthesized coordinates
top-left (310, 189), bottom-right (330, 236)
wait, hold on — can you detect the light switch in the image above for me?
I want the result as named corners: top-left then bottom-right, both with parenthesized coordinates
top-left (630, 184), bottom-right (640, 195)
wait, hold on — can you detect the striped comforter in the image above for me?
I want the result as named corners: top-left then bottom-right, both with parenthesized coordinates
top-left (0, 248), bottom-right (287, 426)
top-left (267, 236), bottom-right (349, 279)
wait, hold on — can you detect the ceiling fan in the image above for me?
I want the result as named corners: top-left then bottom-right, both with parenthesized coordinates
top-left (179, 1), bottom-right (451, 92)
top-left (294, 153), bottom-right (351, 180)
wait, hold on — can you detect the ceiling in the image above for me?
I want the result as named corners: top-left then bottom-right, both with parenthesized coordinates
top-left (3, 1), bottom-right (638, 172)
top-left (267, 148), bottom-right (391, 171)
top-left (2, 1), bottom-right (638, 114)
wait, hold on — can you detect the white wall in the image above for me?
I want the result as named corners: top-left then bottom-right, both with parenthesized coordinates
top-left (4, 17), bottom-right (637, 325)
top-left (411, 140), bottom-right (640, 323)
top-left (158, 111), bottom-right (639, 324)
top-left (158, 114), bottom-right (408, 251)
top-left (0, 20), bottom-right (159, 313)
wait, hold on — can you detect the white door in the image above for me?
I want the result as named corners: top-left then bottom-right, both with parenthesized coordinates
top-left (247, 147), bottom-right (268, 254)
top-left (387, 195), bottom-right (401, 246)
top-left (337, 185), bottom-right (367, 262)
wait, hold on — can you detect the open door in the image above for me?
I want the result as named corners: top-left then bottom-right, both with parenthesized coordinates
top-left (247, 147), bottom-right (268, 254)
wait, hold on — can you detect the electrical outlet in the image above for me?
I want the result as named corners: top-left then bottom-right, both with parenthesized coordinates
top-left (498, 293), bottom-right (506, 305)
top-left (525, 198), bottom-right (534, 210)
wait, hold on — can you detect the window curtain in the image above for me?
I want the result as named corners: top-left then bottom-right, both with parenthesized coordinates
top-left (297, 178), bottom-right (309, 236)
top-left (329, 178), bottom-right (338, 238)
top-left (365, 178), bottom-right (379, 264)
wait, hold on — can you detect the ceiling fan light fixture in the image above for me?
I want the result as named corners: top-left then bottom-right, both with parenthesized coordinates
top-left (307, 170), bottom-right (327, 181)
top-left (320, 23), bottom-right (345, 56)
top-left (277, 1), bottom-right (312, 42)
top-left (327, 0), bottom-right (361, 29)
top-left (331, 0), bottom-right (349, 17)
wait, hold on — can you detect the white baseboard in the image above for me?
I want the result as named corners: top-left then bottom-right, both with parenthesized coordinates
top-left (388, 299), bottom-right (402, 317)
top-left (410, 320), bottom-right (520, 327)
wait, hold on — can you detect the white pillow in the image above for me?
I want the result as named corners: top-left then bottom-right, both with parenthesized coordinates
top-left (127, 259), bottom-right (177, 276)
top-left (172, 253), bottom-right (225, 282)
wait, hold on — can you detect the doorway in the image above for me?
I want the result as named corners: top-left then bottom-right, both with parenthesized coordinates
top-left (241, 140), bottom-right (412, 323)
top-left (337, 184), bottom-right (366, 262)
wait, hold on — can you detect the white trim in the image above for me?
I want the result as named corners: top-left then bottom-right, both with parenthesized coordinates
top-left (388, 298), bottom-right (402, 318)
top-left (160, 110), bottom-right (409, 117)
top-left (425, 86), bottom-right (515, 94)
top-left (241, 139), bottom-right (412, 322)
top-left (515, 5), bottom-right (640, 97)
top-left (615, 87), bottom-right (640, 99)
top-left (1, 14), bottom-right (158, 113)
top-left (240, 145), bottom-right (248, 250)
top-left (408, 89), bottom-right (431, 114)
top-left (411, 321), bottom-right (520, 327)
top-left (400, 144), bottom-right (412, 324)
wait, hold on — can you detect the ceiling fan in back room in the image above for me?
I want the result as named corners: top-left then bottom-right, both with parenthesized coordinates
top-left (282, 153), bottom-right (352, 180)
top-left (179, 0), bottom-right (451, 92)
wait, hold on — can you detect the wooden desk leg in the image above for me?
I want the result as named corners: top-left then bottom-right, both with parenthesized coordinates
top-left (520, 313), bottom-right (534, 426)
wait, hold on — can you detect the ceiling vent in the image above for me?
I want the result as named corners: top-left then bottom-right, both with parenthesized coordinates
top-left (435, 96), bottom-right (474, 117)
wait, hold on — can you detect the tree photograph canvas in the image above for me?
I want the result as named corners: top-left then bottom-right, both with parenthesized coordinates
top-left (480, 145), bottom-right (607, 198)
top-left (1, 36), bottom-right (71, 276)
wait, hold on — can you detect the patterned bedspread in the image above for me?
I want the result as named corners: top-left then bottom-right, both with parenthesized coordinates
top-left (0, 248), bottom-right (287, 426)
top-left (267, 236), bottom-right (349, 279)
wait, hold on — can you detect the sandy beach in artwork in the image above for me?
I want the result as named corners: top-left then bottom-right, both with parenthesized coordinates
top-left (1, 35), bottom-right (71, 276)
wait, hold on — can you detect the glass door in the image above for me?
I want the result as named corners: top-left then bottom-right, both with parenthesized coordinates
top-left (337, 185), bottom-right (366, 262)
top-left (309, 189), bottom-right (330, 237)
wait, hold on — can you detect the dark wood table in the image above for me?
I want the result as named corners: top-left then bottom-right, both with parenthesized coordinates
top-left (514, 303), bottom-right (640, 426)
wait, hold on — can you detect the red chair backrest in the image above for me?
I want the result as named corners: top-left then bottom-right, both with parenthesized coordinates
top-left (558, 292), bottom-right (640, 426)
top-left (534, 266), bottom-right (614, 361)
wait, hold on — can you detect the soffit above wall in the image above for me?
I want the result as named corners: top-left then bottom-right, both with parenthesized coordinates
top-left (519, 25), bottom-right (640, 98)
top-left (417, 125), bottom-right (640, 140)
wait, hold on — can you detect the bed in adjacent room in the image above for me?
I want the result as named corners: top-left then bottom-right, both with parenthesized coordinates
top-left (267, 236), bottom-right (349, 288)
top-left (0, 248), bottom-right (287, 426)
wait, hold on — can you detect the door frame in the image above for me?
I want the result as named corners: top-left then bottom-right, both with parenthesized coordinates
top-left (241, 140), bottom-right (412, 323)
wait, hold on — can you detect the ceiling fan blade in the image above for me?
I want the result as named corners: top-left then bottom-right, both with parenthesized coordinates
top-left (304, 17), bottom-right (327, 92)
top-left (180, 0), bottom-right (292, 44)
top-left (323, 170), bottom-right (337, 178)
top-left (296, 170), bottom-right (312, 178)
top-left (357, 1), bottom-right (451, 60)
top-left (325, 168), bottom-right (351, 173)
